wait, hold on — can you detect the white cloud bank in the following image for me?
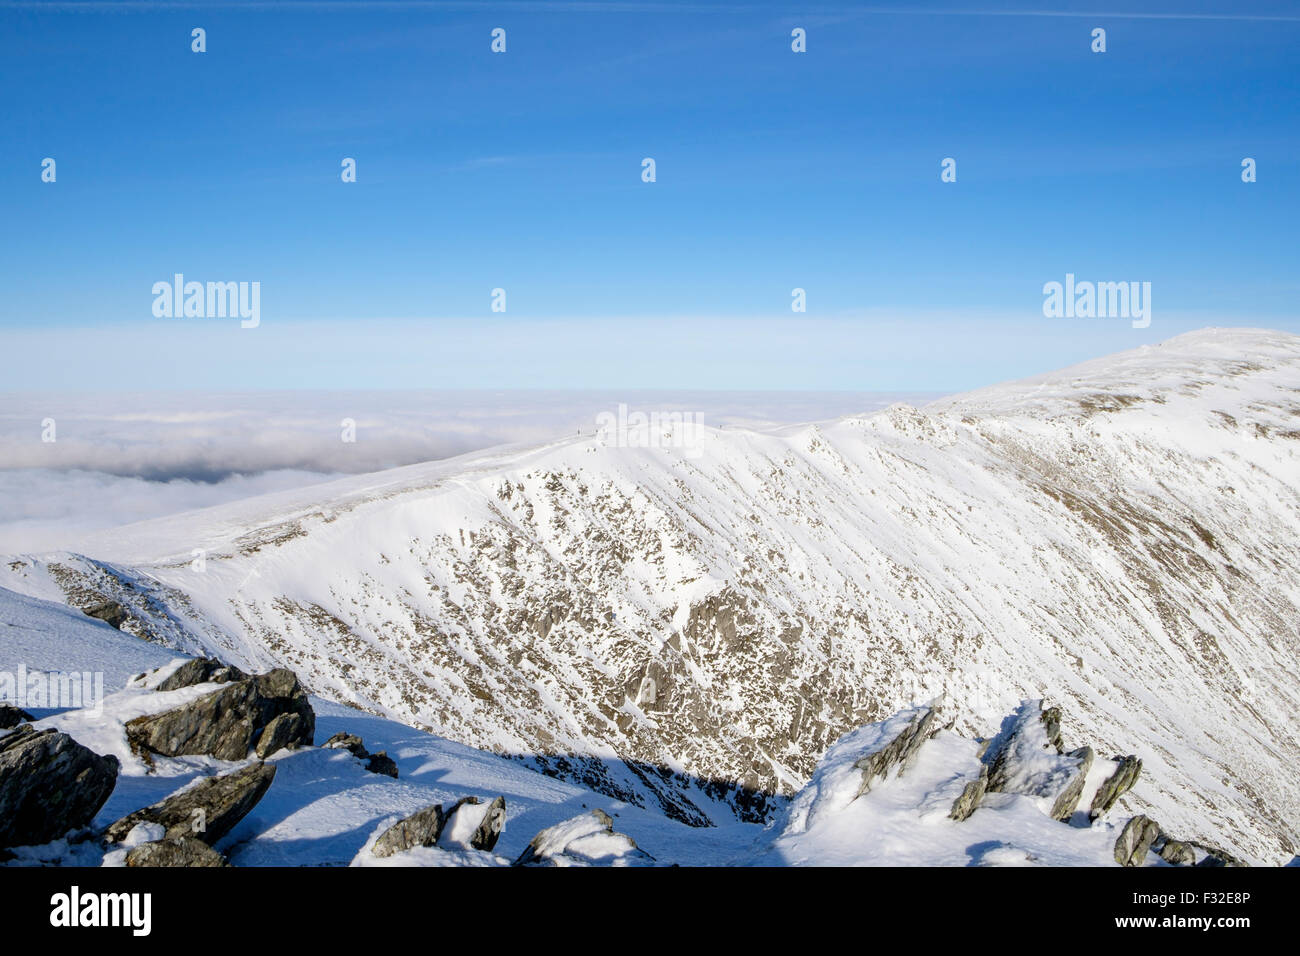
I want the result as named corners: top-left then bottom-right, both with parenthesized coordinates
top-left (0, 389), bottom-right (938, 552)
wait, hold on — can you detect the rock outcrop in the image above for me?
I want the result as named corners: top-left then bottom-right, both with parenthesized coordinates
top-left (985, 700), bottom-right (1094, 821)
top-left (371, 795), bottom-right (507, 858)
top-left (125, 836), bottom-right (230, 867)
top-left (1090, 755), bottom-right (1142, 819)
top-left (371, 802), bottom-right (448, 858)
top-left (439, 796), bottom-right (506, 852)
top-left (322, 731), bottom-right (397, 776)
top-left (853, 706), bottom-right (938, 797)
top-left (0, 725), bottom-right (119, 849)
top-left (0, 704), bottom-right (34, 730)
top-left (155, 657), bottom-right (246, 692)
top-left (1114, 814), bottom-right (1161, 866)
top-left (949, 764), bottom-right (989, 822)
top-left (104, 762), bottom-right (276, 846)
top-left (514, 808), bottom-right (654, 866)
top-left (125, 668), bottom-right (314, 761)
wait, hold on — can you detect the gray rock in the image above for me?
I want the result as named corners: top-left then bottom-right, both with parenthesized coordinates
top-left (853, 707), bottom-right (939, 797)
top-left (155, 657), bottom-right (246, 693)
top-left (1191, 841), bottom-right (1249, 867)
top-left (82, 600), bottom-right (128, 629)
top-left (125, 668), bottom-right (314, 762)
top-left (254, 711), bottom-right (311, 758)
top-left (1114, 814), bottom-right (1161, 867)
top-left (949, 764), bottom-right (989, 822)
top-left (441, 796), bottom-right (506, 852)
top-left (0, 725), bottom-right (119, 849)
top-left (986, 701), bottom-right (1093, 821)
top-left (1050, 746), bottom-right (1094, 822)
top-left (1158, 838), bottom-right (1197, 866)
top-left (365, 751), bottom-right (398, 778)
top-left (0, 704), bottom-right (34, 730)
top-left (104, 761), bottom-right (276, 846)
top-left (125, 836), bottom-right (229, 867)
top-left (322, 732), bottom-right (369, 759)
top-left (1090, 754), bottom-right (1142, 819)
top-left (371, 802), bottom-right (447, 858)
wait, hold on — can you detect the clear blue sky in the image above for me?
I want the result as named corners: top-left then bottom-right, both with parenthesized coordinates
top-left (2, 0), bottom-right (1297, 391)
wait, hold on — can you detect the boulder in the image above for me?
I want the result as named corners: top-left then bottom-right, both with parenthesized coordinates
top-left (155, 657), bottom-right (246, 693)
top-left (83, 600), bottom-right (128, 630)
top-left (853, 706), bottom-right (939, 797)
top-left (322, 732), bottom-right (369, 759)
top-left (440, 796), bottom-right (506, 852)
top-left (371, 802), bottom-right (447, 858)
top-left (949, 764), bottom-right (989, 822)
top-left (254, 711), bottom-right (312, 758)
top-left (985, 701), bottom-right (1094, 821)
top-left (0, 704), bottom-right (34, 730)
top-left (126, 836), bottom-right (229, 867)
top-left (364, 751), bottom-right (399, 778)
top-left (1191, 842), bottom-right (1249, 868)
top-left (104, 761), bottom-right (276, 846)
top-left (0, 725), bottom-right (119, 849)
top-left (514, 808), bottom-right (654, 867)
top-left (125, 668), bottom-right (314, 761)
top-left (1114, 814), bottom-right (1161, 867)
top-left (1157, 838), bottom-right (1197, 866)
top-left (1090, 754), bottom-right (1142, 819)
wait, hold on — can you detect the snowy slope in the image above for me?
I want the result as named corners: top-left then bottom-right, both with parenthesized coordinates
top-left (3, 328), bottom-right (1298, 863)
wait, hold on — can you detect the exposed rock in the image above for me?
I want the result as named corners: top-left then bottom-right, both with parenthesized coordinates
top-left (365, 751), bottom-right (399, 778)
top-left (126, 836), bottom-right (229, 867)
top-left (985, 701), bottom-right (1093, 821)
top-left (1114, 814), bottom-right (1161, 867)
top-left (371, 802), bottom-right (447, 858)
top-left (853, 706), bottom-right (938, 796)
top-left (1090, 754), bottom-right (1142, 819)
top-left (322, 732), bottom-right (369, 759)
top-left (1157, 838), bottom-right (1197, 866)
top-left (440, 796), bottom-right (506, 852)
top-left (0, 704), bottom-right (34, 730)
top-left (949, 764), bottom-right (989, 822)
top-left (0, 725), bottom-right (119, 849)
top-left (104, 762), bottom-right (276, 846)
top-left (514, 808), bottom-right (654, 867)
top-left (254, 711), bottom-right (311, 758)
top-left (1051, 746), bottom-right (1094, 821)
top-left (125, 668), bottom-right (314, 761)
top-left (155, 657), bottom-right (247, 693)
top-left (1191, 841), bottom-right (1249, 867)
top-left (82, 600), bottom-right (128, 629)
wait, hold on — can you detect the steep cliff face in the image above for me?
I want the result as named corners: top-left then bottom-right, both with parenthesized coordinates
top-left (5, 329), bottom-right (1299, 862)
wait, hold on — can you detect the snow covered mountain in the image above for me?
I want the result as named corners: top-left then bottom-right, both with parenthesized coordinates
top-left (4, 328), bottom-right (1298, 863)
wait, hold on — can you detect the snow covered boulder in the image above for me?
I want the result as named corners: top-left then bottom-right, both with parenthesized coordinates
top-left (440, 796), bottom-right (506, 852)
top-left (852, 706), bottom-right (939, 797)
top-left (104, 761), bottom-right (277, 846)
top-left (125, 667), bottom-right (314, 761)
top-left (0, 725), bottom-right (120, 849)
top-left (370, 795), bottom-right (506, 858)
top-left (984, 700), bottom-right (1094, 821)
top-left (513, 809), bottom-right (653, 867)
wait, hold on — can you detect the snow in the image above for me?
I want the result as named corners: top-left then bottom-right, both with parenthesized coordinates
top-left (3, 328), bottom-right (1298, 864)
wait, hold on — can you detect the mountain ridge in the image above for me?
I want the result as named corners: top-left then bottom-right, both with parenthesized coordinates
top-left (4, 328), bottom-right (1298, 861)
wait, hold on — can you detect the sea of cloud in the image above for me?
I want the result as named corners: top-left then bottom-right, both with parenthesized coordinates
top-left (0, 390), bottom-right (938, 553)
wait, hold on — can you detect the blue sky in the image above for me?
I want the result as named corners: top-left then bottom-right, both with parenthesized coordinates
top-left (2, 0), bottom-right (1298, 391)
